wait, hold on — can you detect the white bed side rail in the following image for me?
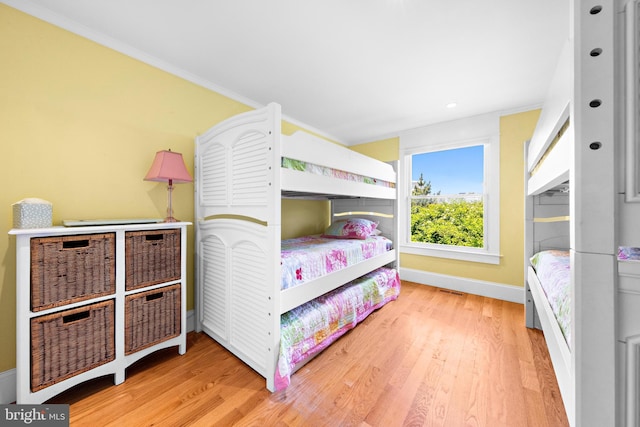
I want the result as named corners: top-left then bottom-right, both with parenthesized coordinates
top-left (527, 266), bottom-right (574, 423)
top-left (526, 126), bottom-right (572, 196)
top-left (282, 131), bottom-right (396, 184)
top-left (527, 126), bottom-right (574, 196)
top-left (280, 250), bottom-right (397, 314)
top-left (527, 39), bottom-right (572, 173)
top-left (281, 170), bottom-right (396, 200)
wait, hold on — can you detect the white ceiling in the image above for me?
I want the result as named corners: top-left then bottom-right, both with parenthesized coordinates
top-left (6, 0), bottom-right (569, 144)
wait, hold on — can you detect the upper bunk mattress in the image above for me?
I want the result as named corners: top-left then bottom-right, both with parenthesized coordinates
top-left (281, 235), bottom-right (393, 290)
top-left (530, 249), bottom-right (571, 348)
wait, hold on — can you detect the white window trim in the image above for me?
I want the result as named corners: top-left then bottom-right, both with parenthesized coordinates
top-left (399, 115), bottom-right (501, 265)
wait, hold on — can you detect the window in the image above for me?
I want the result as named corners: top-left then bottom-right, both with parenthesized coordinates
top-left (399, 129), bottom-right (500, 264)
top-left (410, 145), bottom-right (484, 248)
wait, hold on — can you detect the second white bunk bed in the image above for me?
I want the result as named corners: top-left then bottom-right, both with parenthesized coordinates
top-left (527, 3), bottom-right (621, 423)
top-left (194, 103), bottom-right (399, 391)
top-left (524, 41), bottom-right (574, 425)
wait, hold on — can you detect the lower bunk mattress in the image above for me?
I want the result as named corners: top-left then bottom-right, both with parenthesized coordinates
top-left (281, 234), bottom-right (392, 290)
top-left (275, 266), bottom-right (400, 390)
top-left (530, 249), bottom-right (571, 348)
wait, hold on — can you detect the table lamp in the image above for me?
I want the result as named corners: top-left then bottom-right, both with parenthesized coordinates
top-left (144, 149), bottom-right (193, 222)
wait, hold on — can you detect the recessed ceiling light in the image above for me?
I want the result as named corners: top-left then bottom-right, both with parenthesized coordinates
top-left (446, 102), bottom-right (457, 109)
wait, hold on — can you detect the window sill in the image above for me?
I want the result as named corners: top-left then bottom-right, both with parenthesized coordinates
top-left (400, 244), bottom-right (502, 265)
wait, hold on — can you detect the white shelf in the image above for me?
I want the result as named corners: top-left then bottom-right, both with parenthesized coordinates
top-left (11, 222), bottom-right (190, 404)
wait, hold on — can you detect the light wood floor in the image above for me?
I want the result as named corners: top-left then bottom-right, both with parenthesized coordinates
top-left (50, 281), bottom-right (568, 426)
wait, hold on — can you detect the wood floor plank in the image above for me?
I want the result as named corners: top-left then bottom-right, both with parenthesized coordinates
top-left (48, 281), bottom-right (568, 426)
top-left (529, 327), bottom-right (569, 426)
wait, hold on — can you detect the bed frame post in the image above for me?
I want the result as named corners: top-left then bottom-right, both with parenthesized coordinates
top-left (523, 140), bottom-right (536, 329)
top-left (265, 104), bottom-right (282, 392)
top-left (572, 0), bottom-right (618, 425)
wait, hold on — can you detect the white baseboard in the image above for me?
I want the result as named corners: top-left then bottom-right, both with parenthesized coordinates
top-left (399, 267), bottom-right (524, 304)
top-left (0, 368), bottom-right (16, 404)
top-left (0, 310), bottom-right (196, 404)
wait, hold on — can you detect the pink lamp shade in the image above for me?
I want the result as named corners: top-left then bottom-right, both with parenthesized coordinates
top-left (144, 150), bottom-right (192, 222)
top-left (144, 150), bottom-right (193, 184)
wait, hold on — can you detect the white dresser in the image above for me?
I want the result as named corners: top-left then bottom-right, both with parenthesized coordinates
top-left (9, 222), bottom-right (189, 404)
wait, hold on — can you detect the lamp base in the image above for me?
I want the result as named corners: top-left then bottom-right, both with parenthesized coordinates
top-left (164, 182), bottom-right (179, 223)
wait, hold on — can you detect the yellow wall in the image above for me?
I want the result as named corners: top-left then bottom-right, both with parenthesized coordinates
top-left (0, 5), bottom-right (327, 373)
top-left (355, 110), bottom-right (541, 288)
top-left (350, 137), bottom-right (399, 162)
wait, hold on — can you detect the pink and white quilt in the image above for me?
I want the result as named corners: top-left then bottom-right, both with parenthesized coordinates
top-left (275, 267), bottom-right (400, 390)
top-left (530, 250), bottom-right (571, 348)
top-left (280, 235), bottom-right (392, 290)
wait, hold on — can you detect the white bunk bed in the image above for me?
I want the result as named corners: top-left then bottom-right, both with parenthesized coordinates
top-left (194, 103), bottom-right (399, 391)
top-left (524, 41), bottom-right (574, 425)
top-left (528, 3), bottom-right (619, 425)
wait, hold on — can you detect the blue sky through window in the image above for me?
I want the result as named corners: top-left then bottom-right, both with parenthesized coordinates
top-left (411, 145), bottom-right (484, 195)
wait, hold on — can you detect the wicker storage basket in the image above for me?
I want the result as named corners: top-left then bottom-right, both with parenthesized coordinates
top-left (125, 229), bottom-right (180, 291)
top-left (31, 300), bottom-right (115, 392)
top-left (30, 233), bottom-right (116, 311)
top-left (125, 284), bottom-right (181, 354)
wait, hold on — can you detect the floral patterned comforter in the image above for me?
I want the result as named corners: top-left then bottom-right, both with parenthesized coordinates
top-left (618, 246), bottom-right (640, 261)
top-left (281, 157), bottom-right (395, 189)
top-left (281, 235), bottom-right (393, 290)
top-left (275, 267), bottom-right (400, 390)
top-left (530, 250), bottom-right (571, 348)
